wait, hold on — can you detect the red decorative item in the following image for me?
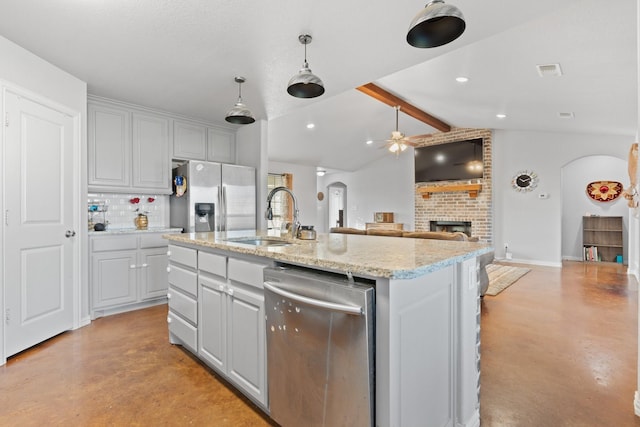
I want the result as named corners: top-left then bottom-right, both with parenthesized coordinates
top-left (130, 197), bottom-right (140, 204)
top-left (586, 181), bottom-right (623, 202)
top-left (147, 197), bottom-right (155, 203)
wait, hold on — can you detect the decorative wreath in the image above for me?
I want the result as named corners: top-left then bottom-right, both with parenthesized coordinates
top-left (586, 181), bottom-right (623, 202)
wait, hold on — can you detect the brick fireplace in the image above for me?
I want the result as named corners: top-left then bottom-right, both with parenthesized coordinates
top-left (414, 128), bottom-right (493, 243)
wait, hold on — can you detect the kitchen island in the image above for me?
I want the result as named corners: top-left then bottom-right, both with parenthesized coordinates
top-left (164, 231), bottom-right (492, 427)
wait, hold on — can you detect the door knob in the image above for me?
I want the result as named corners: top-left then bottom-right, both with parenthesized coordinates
top-left (65, 230), bottom-right (76, 238)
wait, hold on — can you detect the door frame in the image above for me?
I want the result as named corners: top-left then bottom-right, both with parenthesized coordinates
top-left (0, 81), bottom-right (83, 365)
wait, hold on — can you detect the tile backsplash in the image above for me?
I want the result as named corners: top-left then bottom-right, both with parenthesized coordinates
top-left (88, 193), bottom-right (169, 230)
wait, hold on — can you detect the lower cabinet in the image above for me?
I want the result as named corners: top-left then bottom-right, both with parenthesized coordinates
top-left (167, 245), bottom-right (269, 409)
top-left (90, 232), bottom-right (177, 318)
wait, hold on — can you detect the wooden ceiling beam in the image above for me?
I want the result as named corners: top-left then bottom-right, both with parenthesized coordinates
top-left (356, 82), bottom-right (451, 133)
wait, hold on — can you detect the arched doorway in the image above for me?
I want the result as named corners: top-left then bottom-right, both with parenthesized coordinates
top-left (327, 182), bottom-right (347, 229)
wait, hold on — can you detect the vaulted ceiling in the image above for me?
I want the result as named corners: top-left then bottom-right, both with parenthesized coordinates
top-left (0, 0), bottom-right (636, 171)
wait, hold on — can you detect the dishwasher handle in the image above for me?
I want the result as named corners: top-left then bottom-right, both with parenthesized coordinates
top-left (264, 281), bottom-right (364, 316)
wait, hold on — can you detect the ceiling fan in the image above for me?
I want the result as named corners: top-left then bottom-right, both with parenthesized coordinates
top-left (382, 106), bottom-right (432, 155)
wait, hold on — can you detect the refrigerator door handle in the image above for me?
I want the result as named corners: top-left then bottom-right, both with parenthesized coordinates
top-left (221, 185), bottom-right (227, 231)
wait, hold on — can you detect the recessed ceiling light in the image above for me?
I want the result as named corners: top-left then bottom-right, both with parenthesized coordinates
top-left (306, 123), bottom-right (315, 129)
top-left (496, 113), bottom-right (507, 119)
top-left (558, 112), bottom-right (575, 119)
top-left (316, 169), bottom-right (326, 177)
top-left (536, 63), bottom-right (563, 77)
top-left (366, 139), bottom-right (373, 145)
top-left (455, 76), bottom-right (469, 83)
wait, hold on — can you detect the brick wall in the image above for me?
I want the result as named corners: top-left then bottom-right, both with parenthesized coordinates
top-left (414, 128), bottom-right (493, 243)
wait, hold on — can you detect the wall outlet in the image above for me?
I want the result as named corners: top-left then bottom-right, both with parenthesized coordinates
top-left (506, 252), bottom-right (513, 260)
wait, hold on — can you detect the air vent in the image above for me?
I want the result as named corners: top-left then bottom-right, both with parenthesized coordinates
top-left (558, 112), bottom-right (575, 119)
top-left (536, 63), bottom-right (563, 77)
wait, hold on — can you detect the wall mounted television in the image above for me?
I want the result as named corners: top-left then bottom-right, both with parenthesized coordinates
top-left (414, 138), bottom-right (484, 183)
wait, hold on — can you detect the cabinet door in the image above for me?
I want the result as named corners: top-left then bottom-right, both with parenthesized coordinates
top-left (88, 103), bottom-right (131, 188)
top-left (173, 120), bottom-right (207, 160)
top-left (132, 112), bottom-right (170, 191)
top-left (226, 285), bottom-right (267, 406)
top-left (91, 251), bottom-right (137, 309)
top-left (207, 127), bottom-right (236, 164)
top-left (199, 275), bottom-right (227, 372)
top-left (140, 247), bottom-right (169, 300)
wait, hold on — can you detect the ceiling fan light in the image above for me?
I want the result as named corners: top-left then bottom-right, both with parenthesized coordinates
top-left (225, 76), bottom-right (255, 124)
top-left (407, 0), bottom-right (466, 48)
top-left (287, 34), bottom-right (325, 99)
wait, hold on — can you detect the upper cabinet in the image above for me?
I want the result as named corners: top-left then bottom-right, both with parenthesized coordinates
top-left (208, 127), bottom-right (236, 164)
top-left (89, 99), bottom-right (171, 194)
top-left (173, 120), bottom-right (207, 160)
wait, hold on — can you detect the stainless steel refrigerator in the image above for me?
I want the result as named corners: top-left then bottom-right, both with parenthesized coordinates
top-left (170, 161), bottom-right (256, 233)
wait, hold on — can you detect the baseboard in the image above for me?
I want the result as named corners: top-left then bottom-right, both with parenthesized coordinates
top-left (459, 408), bottom-right (480, 427)
top-left (634, 391), bottom-right (640, 416)
top-left (91, 298), bottom-right (167, 320)
top-left (494, 257), bottom-right (562, 268)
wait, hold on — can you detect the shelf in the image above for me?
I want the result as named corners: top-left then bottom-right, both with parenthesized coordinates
top-left (417, 184), bottom-right (482, 199)
top-left (582, 216), bottom-right (623, 263)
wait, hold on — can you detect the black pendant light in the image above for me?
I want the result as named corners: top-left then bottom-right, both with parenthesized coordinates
top-left (287, 34), bottom-right (325, 99)
top-left (407, 0), bottom-right (466, 48)
top-left (225, 76), bottom-right (255, 124)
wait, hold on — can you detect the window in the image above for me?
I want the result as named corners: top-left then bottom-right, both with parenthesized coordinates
top-left (267, 173), bottom-right (293, 230)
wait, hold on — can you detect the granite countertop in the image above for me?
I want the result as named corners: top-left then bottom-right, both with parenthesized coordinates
top-left (89, 227), bottom-right (182, 235)
top-left (164, 230), bottom-right (493, 279)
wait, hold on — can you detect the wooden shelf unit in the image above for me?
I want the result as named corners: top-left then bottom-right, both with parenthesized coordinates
top-left (582, 216), bottom-right (623, 263)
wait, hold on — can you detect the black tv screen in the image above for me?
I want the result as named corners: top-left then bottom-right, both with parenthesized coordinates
top-left (414, 138), bottom-right (484, 183)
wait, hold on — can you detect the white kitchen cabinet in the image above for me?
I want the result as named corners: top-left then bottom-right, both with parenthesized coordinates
top-left (90, 232), bottom-right (175, 318)
top-left (173, 120), bottom-right (207, 160)
top-left (207, 127), bottom-right (236, 164)
top-left (88, 103), bottom-right (131, 188)
top-left (168, 244), bottom-right (198, 353)
top-left (197, 253), bottom-right (268, 408)
top-left (88, 99), bottom-right (171, 194)
top-left (132, 112), bottom-right (170, 190)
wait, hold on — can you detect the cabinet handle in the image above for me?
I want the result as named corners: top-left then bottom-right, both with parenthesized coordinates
top-left (167, 250), bottom-right (172, 256)
top-left (167, 316), bottom-right (172, 324)
top-left (226, 288), bottom-right (234, 297)
top-left (167, 267), bottom-right (171, 273)
top-left (141, 263), bottom-right (148, 268)
top-left (130, 264), bottom-right (136, 269)
top-left (167, 293), bottom-right (172, 299)
top-left (219, 285), bottom-right (225, 292)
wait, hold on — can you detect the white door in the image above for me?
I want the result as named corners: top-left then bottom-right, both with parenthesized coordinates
top-left (4, 89), bottom-right (75, 357)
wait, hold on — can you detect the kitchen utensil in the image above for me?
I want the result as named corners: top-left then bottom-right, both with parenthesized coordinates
top-left (297, 225), bottom-right (316, 240)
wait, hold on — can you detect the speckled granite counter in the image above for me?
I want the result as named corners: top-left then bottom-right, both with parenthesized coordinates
top-left (164, 230), bottom-right (492, 279)
top-left (89, 227), bottom-right (182, 235)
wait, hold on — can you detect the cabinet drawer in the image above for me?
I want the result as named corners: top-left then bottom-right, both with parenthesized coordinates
top-left (91, 235), bottom-right (137, 252)
top-left (140, 233), bottom-right (170, 249)
top-left (168, 312), bottom-right (197, 353)
top-left (168, 264), bottom-right (197, 297)
top-left (168, 244), bottom-right (197, 268)
top-left (228, 258), bottom-right (267, 289)
top-left (168, 287), bottom-right (197, 324)
top-left (199, 252), bottom-right (227, 278)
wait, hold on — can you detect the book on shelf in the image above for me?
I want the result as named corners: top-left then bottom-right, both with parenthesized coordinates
top-left (584, 246), bottom-right (598, 261)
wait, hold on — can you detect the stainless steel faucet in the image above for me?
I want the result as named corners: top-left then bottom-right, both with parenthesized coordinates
top-left (266, 186), bottom-right (300, 238)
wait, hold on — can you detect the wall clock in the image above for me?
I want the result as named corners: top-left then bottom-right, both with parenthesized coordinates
top-left (511, 170), bottom-right (538, 192)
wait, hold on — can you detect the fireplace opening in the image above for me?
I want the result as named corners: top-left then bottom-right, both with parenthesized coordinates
top-left (430, 220), bottom-right (472, 237)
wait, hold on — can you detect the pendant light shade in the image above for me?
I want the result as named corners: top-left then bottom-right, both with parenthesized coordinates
top-left (407, 0), bottom-right (466, 48)
top-left (287, 34), bottom-right (325, 99)
top-left (225, 76), bottom-right (255, 125)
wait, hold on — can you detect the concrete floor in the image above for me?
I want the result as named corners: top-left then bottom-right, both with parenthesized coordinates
top-left (0, 261), bottom-right (638, 426)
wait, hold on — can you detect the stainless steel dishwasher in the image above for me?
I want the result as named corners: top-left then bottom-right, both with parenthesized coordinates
top-left (263, 266), bottom-right (375, 427)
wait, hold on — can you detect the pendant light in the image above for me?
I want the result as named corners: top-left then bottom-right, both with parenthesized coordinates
top-left (407, 0), bottom-right (466, 48)
top-left (287, 34), bottom-right (325, 99)
top-left (225, 76), bottom-right (255, 125)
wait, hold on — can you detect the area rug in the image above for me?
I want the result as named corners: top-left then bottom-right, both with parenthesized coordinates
top-left (485, 264), bottom-right (531, 296)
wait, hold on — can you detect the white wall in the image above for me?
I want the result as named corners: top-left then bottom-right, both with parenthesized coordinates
top-left (561, 156), bottom-right (629, 262)
top-left (268, 161), bottom-right (318, 228)
top-left (317, 153), bottom-right (415, 232)
top-left (0, 35), bottom-right (88, 361)
top-left (493, 129), bottom-right (632, 266)
top-left (237, 119), bottom-right (268, 230)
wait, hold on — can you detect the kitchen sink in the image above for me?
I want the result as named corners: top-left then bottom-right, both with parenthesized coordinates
top-left (225, 237), bottom-right (292, 247)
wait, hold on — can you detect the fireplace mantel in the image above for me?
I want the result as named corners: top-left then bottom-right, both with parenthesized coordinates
top-left (417, 183), bottom-right (482, 199)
